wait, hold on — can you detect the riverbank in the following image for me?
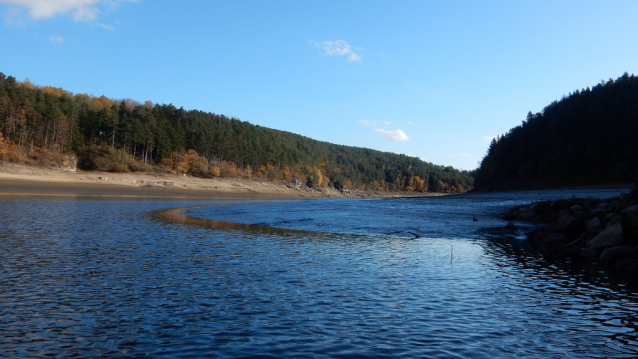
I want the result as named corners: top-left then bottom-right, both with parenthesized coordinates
top-left (504, 183), bottom-right (638, 280)
top-left (0, 163), bottom-right (446, 199)
top-left (473, 179), bottom-right (634, 192)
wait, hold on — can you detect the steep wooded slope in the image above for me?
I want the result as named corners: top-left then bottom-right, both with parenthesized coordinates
top-left (475, 73), bottom-right (638, 189)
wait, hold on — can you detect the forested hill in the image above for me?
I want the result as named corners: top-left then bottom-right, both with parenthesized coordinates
top-left (475, 73), bottom-right (638, 189)
top-left (0, 73), bottom-right (473, 193)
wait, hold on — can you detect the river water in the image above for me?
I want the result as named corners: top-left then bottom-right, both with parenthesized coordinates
top-left (1, 190), bottom-right (637, 358)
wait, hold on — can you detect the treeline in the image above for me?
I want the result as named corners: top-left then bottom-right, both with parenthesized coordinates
top-left (475, 72), bottom-right (638, 188)
top-left (0, 73), bottom-right (473, 192)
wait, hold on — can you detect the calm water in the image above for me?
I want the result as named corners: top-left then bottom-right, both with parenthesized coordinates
top-left (1, 190), bottom-right (637, 358)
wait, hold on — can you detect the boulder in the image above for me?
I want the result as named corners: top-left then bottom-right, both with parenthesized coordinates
top-left (527, 229), bottom-right (544, 246)
top-left (517, 209), bottom-right (536, 220)
top-left (588, 222), bottom-right (624, 249)
top-left (597, 202), bottom-right (609, 209)
top-left (555, 211), bottom-right (575, 230)
top-left (621, 205), bottom-right (638, 227)
top-left (580, 248), bottom-right (597, 259)
top-left (544, 233), bottom-right (566, 251)
top-left (603, 213), bottom-right (615, 223)
top-left (570, 205), bottom-right (584, 212)
top-left (615, 258), bottom-right (638, 277)
top-left (599, 245), bottom-right (634, 261)
top-left (585, 217), bottom-right (602, 233)
top-left (554, 211), bottom-right (583, 236)
top-left (611, 198), bottom-right (630, 212)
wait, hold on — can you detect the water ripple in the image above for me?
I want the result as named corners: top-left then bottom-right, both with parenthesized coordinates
top-left (0, 192), bottom-right (637, 357)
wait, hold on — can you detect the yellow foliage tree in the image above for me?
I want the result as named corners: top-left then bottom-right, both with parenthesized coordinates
top-left (0, 132), bottom-right (7, 156)
top-left (313, 166), bottom-right (324, 186)
top-left (210, 165), bottom-right (221, 177)
top-left (281, 166), bottom-right (291, 181)
top-left (413, 175), bottom-right (426, 192)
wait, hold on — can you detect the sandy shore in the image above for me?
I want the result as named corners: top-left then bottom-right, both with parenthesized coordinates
top-left (0, 163), bottom-right (446, 199)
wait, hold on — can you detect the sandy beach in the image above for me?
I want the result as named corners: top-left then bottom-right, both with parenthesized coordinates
top-left (0, 163), bottom-right (446, 199)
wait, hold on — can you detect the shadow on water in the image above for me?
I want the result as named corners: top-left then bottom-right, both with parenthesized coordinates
top-left (479, 225), bottom-right (638, 292)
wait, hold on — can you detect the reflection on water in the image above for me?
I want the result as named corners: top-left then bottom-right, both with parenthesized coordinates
top-left (1, 191), bottom-right (637, 358)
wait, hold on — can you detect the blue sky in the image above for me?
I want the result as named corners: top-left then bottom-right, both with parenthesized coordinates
top-left (1, 1), bottom-right (637, 170)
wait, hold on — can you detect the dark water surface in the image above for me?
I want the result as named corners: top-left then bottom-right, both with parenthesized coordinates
top-left (1, 190), bottom-right (638, 358)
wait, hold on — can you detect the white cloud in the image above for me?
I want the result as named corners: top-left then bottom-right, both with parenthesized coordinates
top-left (347, 52), bottom-right (361, 62)
top-left (407, 154), bottom-right (428, 162)
top-left (2, 5), bottom-right (21, 24)
top-left (358, 119), bottom-right (377, 126)
top-left (407, 121), bottom-right (412, 124)
top-left (483, 135), bottom-right (498, 141)
top-left (49, 36), bottom-right (64, 43)
top-left (320, 40), bottom-right (362, 62)
top-left (0, 0), bottom-right (135, 21)
top-left (384, 121), bottom-right (391, 125)
top-left (374, 128), bottom-right (410, 141)
top-left (96, 22), bottom-right (113, 30)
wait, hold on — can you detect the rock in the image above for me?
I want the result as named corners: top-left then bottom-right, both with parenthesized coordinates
top-left (599, 245), bottom-right (634, 261)
top-left (585, 217), bottom-right (602, 233)
top-left (564, 246), bottom-right (582, 256)
top-left (554, 211), bottom-right (583, 236)
top-left (555, 211), bottom-right (575, 230)
top-left (527, 229), bottom-right (544, 246)
top-left (610, 214), bottom-right (624, 225)
top-left (570, 205), bottom-right (584, 212)
top-left (597, 202), bottom-right (609, 209)
top-left (544, 233), bottom-right (566, 251)
top-left (615, 258), bottom-right (638, 277)
top-left (588, 222), bottom-right (624, 249)
top-left (517, 209), bottom-right (536, 220)
top-left (503, 212), bottom-right (517, 221)
top-left (580, 248), bottom-right (597, 259)
top-left (621, 205), bottom-right (638, 227)
top-left (611, 198), bottom-right (630, 212)
top-left (505, 222), bottom-right (517, 230)
top-left (603, 213), bottom-right (615, 222)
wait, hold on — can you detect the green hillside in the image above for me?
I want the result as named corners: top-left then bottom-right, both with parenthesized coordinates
top-left (475, 73), bottom-right (638, 189)
top-left (0, 73), bottom-right (473, 193)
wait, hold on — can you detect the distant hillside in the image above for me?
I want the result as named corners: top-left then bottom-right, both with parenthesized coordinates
top-left (475, 73), bottom-right (638, 189)
top-left (0, 72), bottom-right (473, 193)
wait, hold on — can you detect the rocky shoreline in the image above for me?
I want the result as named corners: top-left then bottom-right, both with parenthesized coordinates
top-left (504, 183), bottom-right (638, 280)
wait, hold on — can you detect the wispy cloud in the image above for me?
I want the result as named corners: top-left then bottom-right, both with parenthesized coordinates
top-left (483, 135), bottom-right (498, 141)
top-left (95, 22), bottom-right (113, 30)
top-left (2, 5), bottom-right (21, 25)
top-left (319, 40), bottom-right (362, 62)
top-left (374, 129), bottom-right (410, 141)
top-left (407, 154), bottom-right (427, 162)
top-left (384, 121), bottom-right (391, 125)
top-left (407, 121), bottom-right (412, 124)
top-left (1, 0), bottom-right (135, 22)
top-left (49, 36), bottom-right (64, 43)
top-left (358, 119), bottom-right (377, 126)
